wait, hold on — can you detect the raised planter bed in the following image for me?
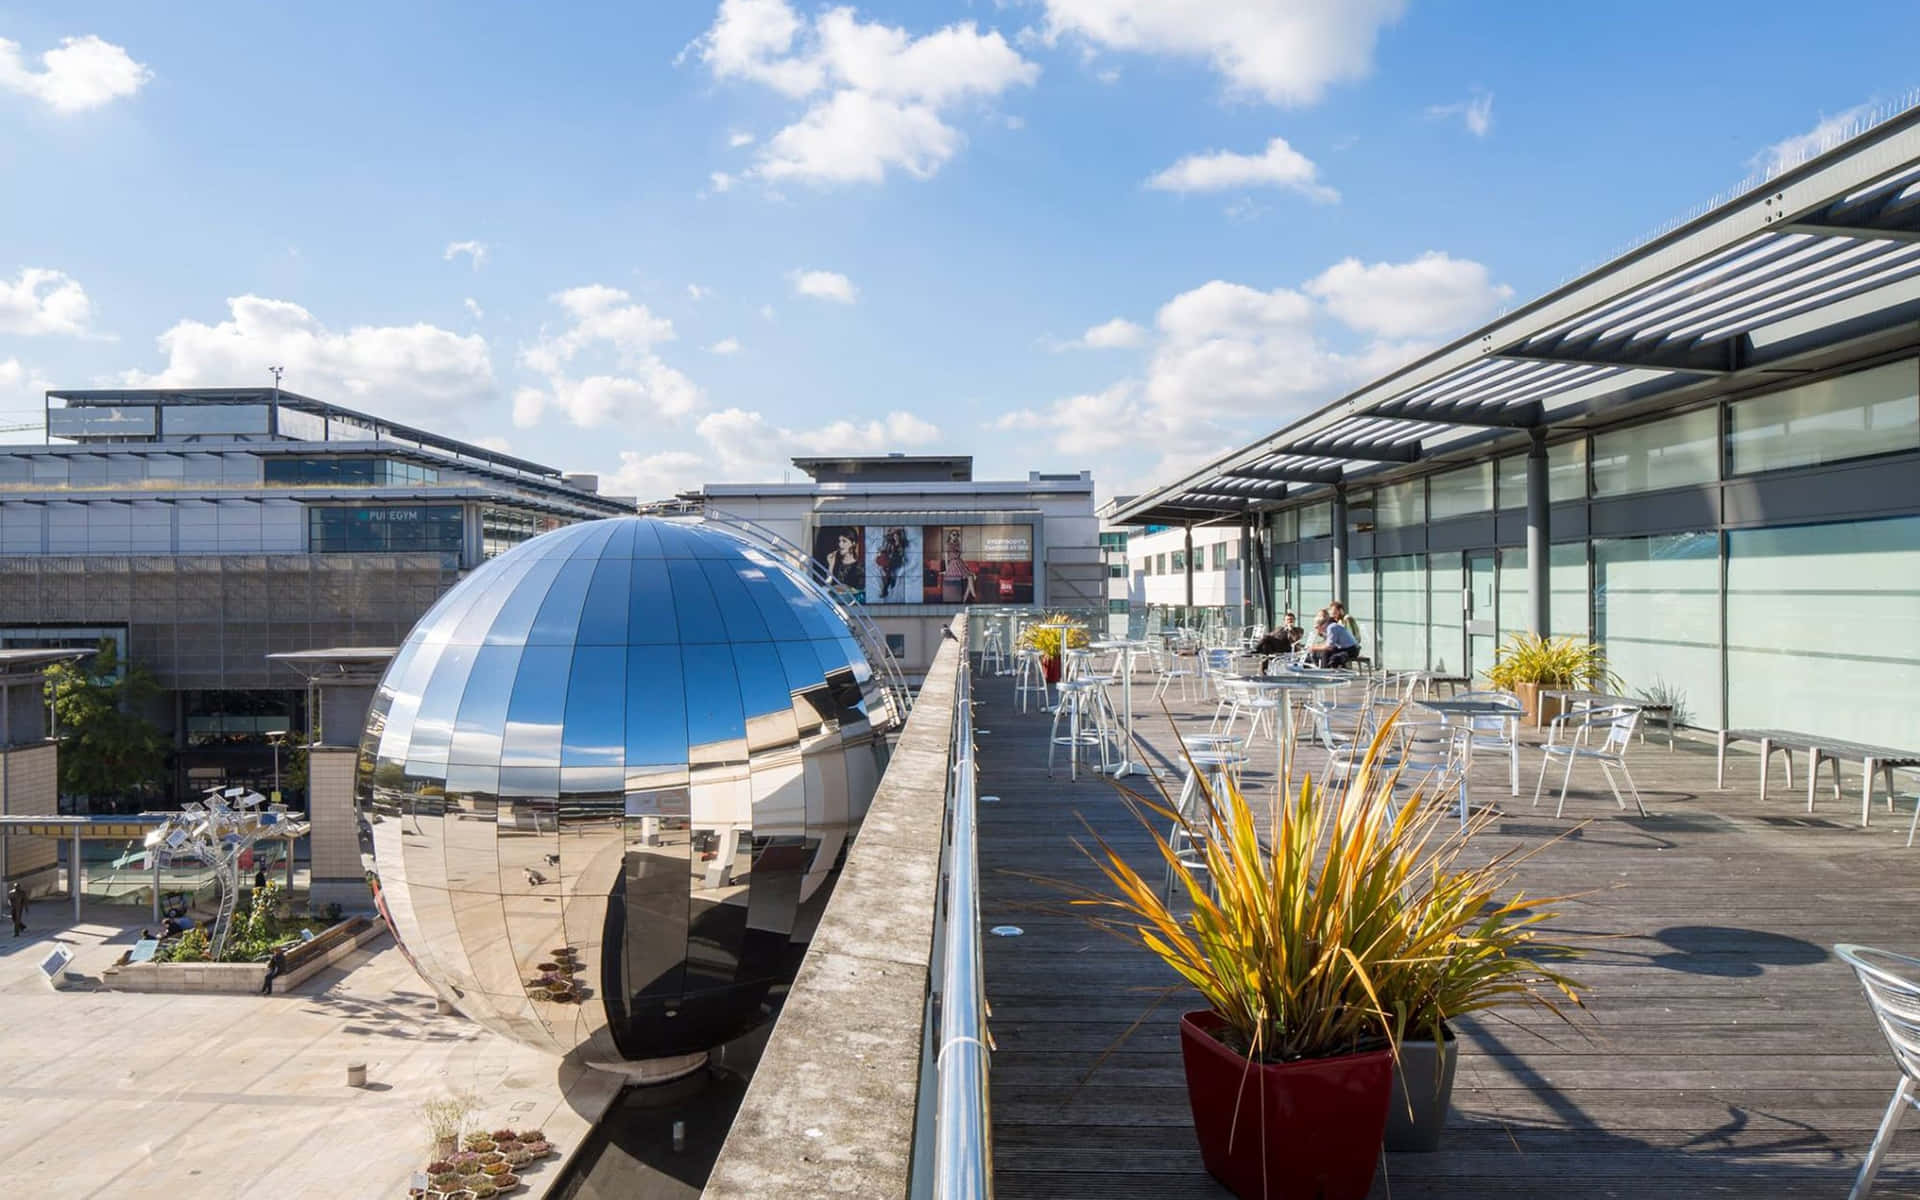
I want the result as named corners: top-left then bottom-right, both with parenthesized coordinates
top-left (101, 917), bottom-right (384, 994)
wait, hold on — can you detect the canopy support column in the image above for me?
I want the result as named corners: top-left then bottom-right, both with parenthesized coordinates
top-left (1527, 427), bottom-right (1551, 636)
top-left (1331, 484), bottom-right (1349, 608)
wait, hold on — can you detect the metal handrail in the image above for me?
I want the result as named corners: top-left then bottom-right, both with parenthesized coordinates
top-left (932, 636), bottom-right (990, 1198)
top-left (684, 505), bottom-right (915, 721)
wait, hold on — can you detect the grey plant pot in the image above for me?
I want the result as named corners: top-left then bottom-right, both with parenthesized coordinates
top-left (1385, 1032), bottom-right (1458, 1153)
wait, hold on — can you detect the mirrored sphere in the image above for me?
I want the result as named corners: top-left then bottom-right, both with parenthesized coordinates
top-left (356, 516), bottom-right (896, 1065)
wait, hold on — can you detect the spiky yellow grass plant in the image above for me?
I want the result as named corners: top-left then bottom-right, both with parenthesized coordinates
top-left (1487, 633), bottom-right (1616, 693)
top-left (1071, 710), bottom-right (1583, 1063)
top-left (1018, 613), bottom-right (1091, 661)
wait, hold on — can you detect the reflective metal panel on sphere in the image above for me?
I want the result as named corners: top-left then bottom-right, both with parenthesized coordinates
top-left (354, 516), bottom-right (896, 1067)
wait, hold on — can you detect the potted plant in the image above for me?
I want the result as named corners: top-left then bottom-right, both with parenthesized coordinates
top-left (1076, 713), bottom-right (1583, 1197)
top-left (1487, 633), bottom-right (1615, 726)
top-left (1371, 788), bottom-right (1584, 1152)
top-left (423, 1091), bottom-right (476, 1161)
top-left (1018, 613), bottom-right (1088, 685)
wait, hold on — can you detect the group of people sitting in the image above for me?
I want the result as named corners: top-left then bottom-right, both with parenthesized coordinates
top-left (1255, 602), bottom-right (1362, 670)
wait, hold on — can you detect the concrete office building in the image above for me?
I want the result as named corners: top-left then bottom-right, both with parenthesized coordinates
top-left (1124, 521), bottom-right (1252, 633)
top-left (1115, 108), bottom-right (1920, 748)
top-left (8, 387), bottom-right (632, 801)
top-left (671, 455), bottom-right (1103, 676)
top-left (1094, 495), bottom-right (1135, 637)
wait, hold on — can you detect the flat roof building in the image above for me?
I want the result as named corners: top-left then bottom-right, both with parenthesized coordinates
top-left (1112, 106), bottom-right (1920, 749)
top-left (669, 455), bottom-right (1102, 676)
top-left (6, 387), bottom-right (632, 803)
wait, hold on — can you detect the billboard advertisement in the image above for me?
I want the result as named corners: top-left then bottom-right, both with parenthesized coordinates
top-left (811, 522), bottom-right (1034, 606)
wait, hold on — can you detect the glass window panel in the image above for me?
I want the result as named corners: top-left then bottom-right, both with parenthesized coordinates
top-left (1727, 516), bottom-right (1920, 747)
top-left (1346, 491), bottom-right (1375, 534)
top-left (1377, 555), bottom-right (1426, 671)
top-left (1594, 532), bottom-right (1721, 727)
top-left (1298, 503), bottom-right (1332, 540)
top-left (48, 406), bottom-right (157, 438)
top-left (1496, 454), bottom-right (1526, 511)
top-left (1297, 560), bottom-right (1330, 616)
top-left (1550, 439), bottom-right (1588, 503)
top-left (1348, 559), bottom-right (1374, 651)
top-left (1497, 547), bottom-right (1528, 647)
top-left (163, 403), bottom-right (270, 435)
top-left (1591, 409), bottom-right (1718, 496)
top-left (1728, 358), bottom-right (1920, 475)
top-left (1427, 551), bottom-right (1463, 674)
top-left (1375, 480), bottom-right (1425, 529)
top-left (1551, 542), bottom-right (1589, 641)
top-left (1268, 509), bottom-right (1298, 544)
top-left (1428, 463), bottom-right (1493, 521)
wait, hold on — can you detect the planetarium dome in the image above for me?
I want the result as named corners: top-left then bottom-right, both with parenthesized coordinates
top-left (355, 516), bottom-right (897, 1072)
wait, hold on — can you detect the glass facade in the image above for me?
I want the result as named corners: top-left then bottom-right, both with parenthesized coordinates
top-left (1376, 555), bottom-right (1427, 672)
top-left (1299, 502), bottom-right (1333, 540)
top-left (1211, 542), bottom-right (1228, 570)
top-left (265, 457), bottom-right (442, 486)
top-left (1594, 532), bottom-right (1722, 728)
top-left (483, 506), bottom-right (562, 559)
top-left (1727, 358), bottom-right (1920, 476)
top-left (1428, 463), bottom-right (1493, 521)
top-left (1592, 409), bottom-right (1719, 497)
top-left (1376, 480), bottom-right (1424, 528)
top-left (1726, 516), bottom-right (1920, 747)
top-left (163, 404), bottom-right (272, 437)
top-left (310, 504), bottom-right (463, 554)
top-left (1427, 551), bottom-right (1463, 674)
top-left (1348, 559), bottom-right (1374, 653)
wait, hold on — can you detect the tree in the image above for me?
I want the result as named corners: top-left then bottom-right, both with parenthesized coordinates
top-left (44, 638), bottom-right (170, 804)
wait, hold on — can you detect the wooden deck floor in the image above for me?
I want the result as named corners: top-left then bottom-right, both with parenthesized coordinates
top-left (974, 665), bottom-right (1920, 1198)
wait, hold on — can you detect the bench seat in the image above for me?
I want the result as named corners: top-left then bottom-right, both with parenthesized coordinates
top-left (1718, 728), bottom-right (1920, 826)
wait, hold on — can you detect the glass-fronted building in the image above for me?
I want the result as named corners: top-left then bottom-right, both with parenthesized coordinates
top-left (8, 387), bottom-right (635, 802)
top-left (1113, 110), bottom-right (1920, 749)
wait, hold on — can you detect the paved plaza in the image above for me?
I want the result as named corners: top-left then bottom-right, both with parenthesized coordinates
top-left (0, 904), bottom-right (620, 1200)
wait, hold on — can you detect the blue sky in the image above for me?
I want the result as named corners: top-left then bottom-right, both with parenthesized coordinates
top-left (3, 1), bottom-right (1918, 501)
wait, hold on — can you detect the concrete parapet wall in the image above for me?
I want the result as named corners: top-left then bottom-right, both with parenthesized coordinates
top-left (704, 616), bottom-right (964, 1200)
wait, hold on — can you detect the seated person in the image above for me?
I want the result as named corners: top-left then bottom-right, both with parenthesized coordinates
top-left (1253, 612), bottom-right (1304, 669)
top-left (1306, 614), bottom-right (1361, 668)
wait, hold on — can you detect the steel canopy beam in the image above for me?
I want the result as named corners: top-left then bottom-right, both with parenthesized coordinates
top-left (1223, 464), bottom-right (1343, 485)
top-left (1282, 439), bottom-right (1422, 463)
top-left (1495, 333), bottom-right (1752, 377)
top-left (1367, 400), bottom-right (1545, 429)
top-left (1779, 220), bottom-right (1920, 244)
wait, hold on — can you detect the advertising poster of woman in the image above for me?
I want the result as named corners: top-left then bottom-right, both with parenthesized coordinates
top-left (812, 526), bottom-right (866, 602)
top-left (922, 524), bottom-right (1034, 605)
top-left (867, 526), bottom-right (917, 604)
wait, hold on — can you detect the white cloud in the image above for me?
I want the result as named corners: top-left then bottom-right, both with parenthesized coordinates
top-left (1146, 136), bottom-right (1337, 201)
top-left (606, 405), bottom-right (942, 499)
top-left (1426, 90), bottom-right (1493, 137)
top-left (121, 295), bottom-right (495, 429)
top-left (728, 130), bottom-right (756, 147)
top-left (709, 171), bottom-right (737, 193)
top-left (1049, 317), bottom-right (1147, 351)
top-left (0, 34), bottom-right (150, 113)
top-left (1039, 0), bottom-right (1404, 107)
top-left (443, 240), bottom-right (488, 269)
top-left (1753, 103), bottom-right (1876, 179)
top-left (464, 298), bottom-right (484, 319)
top-left (1019, 250), bottom-right (1510, 489)
top-left (1304, 251), bottom-right (1512, 339)
top-left (687, 284), bottom-right (710, 301)
top-left (707, 337), bottom-right (742, 355)
top-left (0, 267), bottom-right (94, 336)
top-left (513, 286), bottom-right (702, 430)
top-left (759, 304), bottom-right (777, 321)
top-left (789, 268), bottom-right (858, 304)
top-left (693, 0), bottom-right (1037, 186)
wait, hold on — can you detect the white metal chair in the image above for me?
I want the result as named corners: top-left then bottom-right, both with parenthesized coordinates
top-left (1533, 704), bottom-right (1648, 817)
top-left (1164, 744), bottom-right (1246, 904)
top-left (1451, 689), bottom-right (1524, 796)
top-left (1390, 714), bottom-right (1471, 830)
top-left (1151, 647), bottom-right (1200, 704)
top-left (1837, 944), bottom-right (1920, 1199)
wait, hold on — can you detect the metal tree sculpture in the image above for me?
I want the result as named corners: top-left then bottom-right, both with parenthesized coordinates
top-left (144, 786), bottom-right (311, 959)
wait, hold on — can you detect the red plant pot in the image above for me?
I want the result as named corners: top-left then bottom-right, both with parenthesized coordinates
top-left (1179, 1011), bottom-right (1393, 1200)
top-left (1042, 655), bottom-right (1062, 684)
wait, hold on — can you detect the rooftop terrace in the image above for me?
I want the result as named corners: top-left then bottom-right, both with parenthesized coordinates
top-left (972, 666), bottom-right (1920, 1198)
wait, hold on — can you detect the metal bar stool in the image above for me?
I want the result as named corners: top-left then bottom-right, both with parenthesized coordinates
top-left (1013, 647), bottom-right (1048, 714)
top-left (1048, 678), bottom-right (1118, 780)
top-left (1165, 744), bottom-right (1246, 904)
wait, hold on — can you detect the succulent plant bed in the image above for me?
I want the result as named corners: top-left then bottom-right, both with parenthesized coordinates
top-left (408, 1128), bottom-right (554, 1197)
